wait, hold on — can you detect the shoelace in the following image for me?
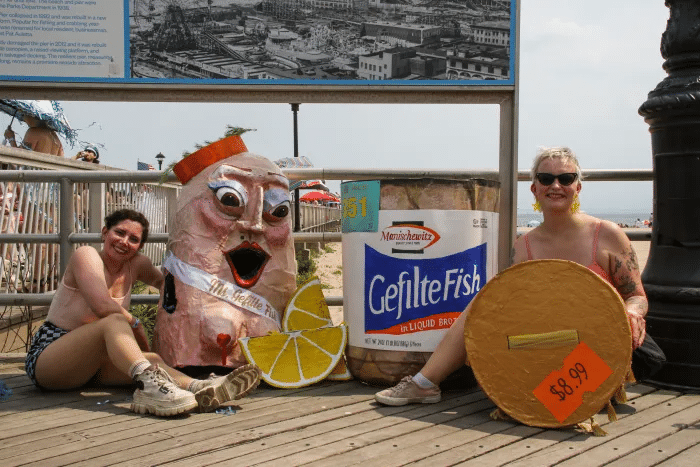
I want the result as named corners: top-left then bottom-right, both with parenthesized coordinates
top-left (392, 377), bottom-right (414, 392)
top-left (148, 366), bottom-right (174, 388)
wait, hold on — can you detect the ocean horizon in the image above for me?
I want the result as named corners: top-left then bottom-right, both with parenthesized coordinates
top-left (517, 210), bottom-right (653, 227)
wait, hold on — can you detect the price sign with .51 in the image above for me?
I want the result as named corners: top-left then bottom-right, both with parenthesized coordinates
top-left (341, 181), bottom-right (379, 233)
top-left (532, 342), bottom-right (613, 423)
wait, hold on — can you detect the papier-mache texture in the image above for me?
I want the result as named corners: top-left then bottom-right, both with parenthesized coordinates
top-left (464, 259), bottom-right (632, 428)
top-left (153, 135), bottom-right (297, 369)
top-left (343, 178), bottom-right (500, 385)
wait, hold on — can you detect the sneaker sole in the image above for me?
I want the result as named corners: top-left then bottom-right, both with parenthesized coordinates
top-left (131, 394), bottom-right (198, 417)
top-left (195, 364), bottom-right (262, 413)
top-left (374, 393), bottom-right (441, 406)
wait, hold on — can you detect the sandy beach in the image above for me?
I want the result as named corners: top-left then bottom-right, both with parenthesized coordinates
top-left (315, 240), bottom-right (651, 324)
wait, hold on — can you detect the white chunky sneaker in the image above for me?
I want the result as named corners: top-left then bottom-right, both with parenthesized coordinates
top-left (194, 364), bottom-right (262, 413)
top-left (131, 365), bottom-right (198, 417)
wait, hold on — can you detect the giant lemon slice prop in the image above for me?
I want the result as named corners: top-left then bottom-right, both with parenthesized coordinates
top-left (283, 276), bottom-right (352, 381)
top-left (239, 325), bottom-right (347, 388)
top-left (283, 277), bottom-right (333, 331)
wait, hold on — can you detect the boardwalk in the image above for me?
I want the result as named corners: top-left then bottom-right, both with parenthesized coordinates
top-left (1, 355), bottom-right (698, 467)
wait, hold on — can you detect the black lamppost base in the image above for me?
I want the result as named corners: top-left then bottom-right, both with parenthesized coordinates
top-left (638, 0), bottom-right (700, 390)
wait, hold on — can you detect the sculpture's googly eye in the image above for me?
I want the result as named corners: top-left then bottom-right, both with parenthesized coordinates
top-left (209, 180), bottom-right (248, 214)
top-left (216, 187), bottom-right (245, 208)
top-left (263, 188), bottom-right (291, 222)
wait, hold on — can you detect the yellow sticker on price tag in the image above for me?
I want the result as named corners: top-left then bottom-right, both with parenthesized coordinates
top-left (532, 342), bottom-right (613, 423)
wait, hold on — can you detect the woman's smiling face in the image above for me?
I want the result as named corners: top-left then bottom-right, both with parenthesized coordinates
top-left (102, 220), bottom-right (143, 260)
top-left (531, 157), bottom-right (582, 212)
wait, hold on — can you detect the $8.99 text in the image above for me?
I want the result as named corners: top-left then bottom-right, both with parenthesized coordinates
top-left (549, 362), bottom-right (588, 401)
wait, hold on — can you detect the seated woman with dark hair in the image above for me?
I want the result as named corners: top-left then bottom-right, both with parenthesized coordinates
top-left (25, 209), bottom-right (261, 416)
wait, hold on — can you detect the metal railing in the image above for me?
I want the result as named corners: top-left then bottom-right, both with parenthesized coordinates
top-left (0, 145), bottom-right (654, 352)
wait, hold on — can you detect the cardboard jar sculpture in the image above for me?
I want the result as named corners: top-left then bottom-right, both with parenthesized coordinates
top-left (153, 135), bottom-right (297, 369)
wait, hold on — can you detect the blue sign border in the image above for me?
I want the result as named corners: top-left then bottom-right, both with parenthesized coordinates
top-left (0, 1), bottom-right (517, 87)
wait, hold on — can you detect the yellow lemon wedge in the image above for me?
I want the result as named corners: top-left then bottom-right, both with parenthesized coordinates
top-left (282, 277), bottom-right (333, 332)
top-left (327, 355), bottom-right (353, 381)
top-left (239, 325), bottom-right (347, 388)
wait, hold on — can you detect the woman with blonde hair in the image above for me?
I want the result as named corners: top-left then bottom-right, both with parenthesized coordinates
top-left (376, 147), bottom-right (656, 406)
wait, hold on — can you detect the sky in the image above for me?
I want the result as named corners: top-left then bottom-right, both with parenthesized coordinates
top-left (0, 1), bottom-right (670, 215)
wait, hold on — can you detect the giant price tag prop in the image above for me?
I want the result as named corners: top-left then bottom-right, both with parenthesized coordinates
top-left (464, 260), bottom-right (632, 428)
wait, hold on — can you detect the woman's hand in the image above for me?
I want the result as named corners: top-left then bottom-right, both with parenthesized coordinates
top-left (627, 310), bottom-right (646, 350)
top-left (132, 322), bottom-right (150, 352)
top-left (4, 127), bottom-right (17, 146)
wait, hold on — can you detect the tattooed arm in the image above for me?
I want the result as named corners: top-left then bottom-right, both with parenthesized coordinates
top-left (601, 221), bottom-right (648, 349)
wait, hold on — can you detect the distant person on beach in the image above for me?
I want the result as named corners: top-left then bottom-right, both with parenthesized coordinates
top-left (4, 116), bottom-right (64, 157)
top-left (71, 144), bottom-right (99, 164)
top-left (376, 146), bottom-right (663, 406)
top-left (24, 209), bottom-right (262, 417)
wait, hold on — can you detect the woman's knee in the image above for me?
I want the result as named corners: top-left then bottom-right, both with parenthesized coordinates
top-left (100, 313), bottom-right (130, 329)
top-left (144, 352), bottom-right (164, 365)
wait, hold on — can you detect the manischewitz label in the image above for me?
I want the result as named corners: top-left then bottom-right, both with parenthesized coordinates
top-left (364, 242), bottom-right (487, 335)
top-left (382, 223), bottom-right (440, 254)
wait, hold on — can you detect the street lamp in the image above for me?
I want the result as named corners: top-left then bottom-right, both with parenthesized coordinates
top-left (155, 152), bottom-right (165, 170)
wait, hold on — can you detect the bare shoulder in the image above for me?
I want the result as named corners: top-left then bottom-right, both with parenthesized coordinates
top-left (130, 252), bottom-right (155, 272)
top-left (70, 245), bottom-right (101, 265)
top-left (65, 246), bottom-right (102, 287)
top-left (130, 252), bottom-right (161, 285)
top-left (597, 218), bottom-right (631, 249)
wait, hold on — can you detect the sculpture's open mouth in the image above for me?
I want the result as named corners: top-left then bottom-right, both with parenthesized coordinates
top-left (224, 241), bottom-right (270, 288)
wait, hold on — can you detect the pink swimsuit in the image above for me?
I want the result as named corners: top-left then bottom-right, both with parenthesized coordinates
top-left (524, 221), bottom-right (612, 284)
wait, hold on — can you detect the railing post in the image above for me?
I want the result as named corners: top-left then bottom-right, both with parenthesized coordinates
top-left (59, 177), bottom-right (73, 278)
top-left (291, 103), bottom-right (301, 233)
top-left (638, 0), bottom-right (700, 390)
top-left (88, 182), bottom-right (106, 234)
top-left (166, 187), bottom-right (178, 255)
top-left (499, 94), bottom-right (518, 272)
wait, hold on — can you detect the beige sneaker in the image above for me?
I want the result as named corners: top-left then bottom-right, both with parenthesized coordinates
top-left (131, 365), bottom-right (198, 417)
top-left (375, 376), bottom-right (441, 406)
top-left (194, 364), bottom-right (262, 413)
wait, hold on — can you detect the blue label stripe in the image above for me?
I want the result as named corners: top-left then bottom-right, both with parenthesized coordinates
top-left (364, 243), bottom-right (487, 333)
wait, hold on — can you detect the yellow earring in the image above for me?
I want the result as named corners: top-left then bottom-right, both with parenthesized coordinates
top-left (532, 200), bottom-right (542, 212)
top-left (571, 194), bottom-right (580, 214)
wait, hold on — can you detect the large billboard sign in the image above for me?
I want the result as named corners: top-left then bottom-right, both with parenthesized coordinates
top-left (0, 0), bottom-right (515, 88)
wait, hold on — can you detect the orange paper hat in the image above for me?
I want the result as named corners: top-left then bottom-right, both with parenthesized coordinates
top-left (173, 135), bottom-right (248, 184)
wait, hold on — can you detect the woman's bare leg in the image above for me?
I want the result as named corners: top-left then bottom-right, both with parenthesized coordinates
top-left (95, 351), bottom-right (194, 389)
top-left (35, 313), bottom-right (191, 390)
top-left (418, 303), bottom-right (471, 386)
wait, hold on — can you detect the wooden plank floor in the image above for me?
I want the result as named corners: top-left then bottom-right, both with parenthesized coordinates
top-left (1, 356), bottom-right (699, 467)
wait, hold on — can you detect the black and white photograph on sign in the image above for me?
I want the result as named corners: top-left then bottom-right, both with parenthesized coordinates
top-left (129, 0), bottom-right (513, 84)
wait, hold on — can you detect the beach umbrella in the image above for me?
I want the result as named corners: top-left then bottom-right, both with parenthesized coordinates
top-left (300, 191), bottom-right (339, 202)
top-left (295, 180), bottom-right (329, 191)
top-left (0, 99), bottom-right (77, 146)
top-left (274, 156), bottom-right (329, 191)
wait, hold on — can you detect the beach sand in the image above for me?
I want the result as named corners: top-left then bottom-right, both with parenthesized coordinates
top-left (315, 240), bottom-right (651, 325)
